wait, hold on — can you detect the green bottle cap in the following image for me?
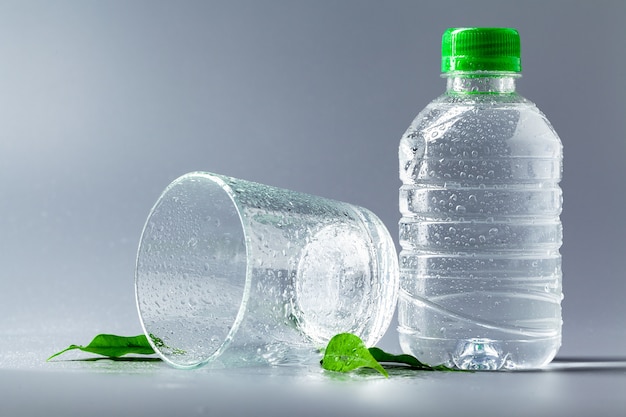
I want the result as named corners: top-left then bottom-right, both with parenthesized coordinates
top-left (441, 27), bottom-right (521, 73)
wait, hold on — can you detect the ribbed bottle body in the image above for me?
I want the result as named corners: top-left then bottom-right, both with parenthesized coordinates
top-left (398, 93), bottom-right (563, 370)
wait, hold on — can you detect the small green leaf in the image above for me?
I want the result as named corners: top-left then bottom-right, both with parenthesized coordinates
top-left (321, 333), bottom-right (388, 377)
top-left (320, 333), bottom-right (467, 377)
top-left (149, 333), bottom-right (186, 355)
top-left (47, 334), bottom-right (156, 361)
top-left (368, 347), bottom-right (460, 371)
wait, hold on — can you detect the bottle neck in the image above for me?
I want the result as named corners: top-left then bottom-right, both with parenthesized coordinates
top-left (444, 72), bottom-right (519, 94)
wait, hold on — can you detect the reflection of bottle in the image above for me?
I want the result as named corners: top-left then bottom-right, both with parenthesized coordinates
top-left (294, 207), bottom-right (398, 348)
top-left (398, 28), bottom-right (563, 370)
top-left (294, 223), bottom-right (373, 343)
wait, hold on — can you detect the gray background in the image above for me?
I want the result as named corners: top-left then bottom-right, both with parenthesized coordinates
top-left (2, 0), bottom-right (625, 356)
top-left (0, 2), bottom-right (625, 414)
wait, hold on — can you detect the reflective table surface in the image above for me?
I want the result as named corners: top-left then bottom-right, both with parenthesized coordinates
top-left (2, 330), bottom-right (625, 417)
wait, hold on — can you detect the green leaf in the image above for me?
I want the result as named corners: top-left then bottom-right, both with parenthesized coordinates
top-left (148, 333), bottom-right (186, 355)
top-left (321, 333), bottom-right (388, 377)
top-left (368, 347), bottom-right (460, 371)
top-left (320, 333), bottom-right (466, 377)
top-left (47, 334), bottom-right (156, 361)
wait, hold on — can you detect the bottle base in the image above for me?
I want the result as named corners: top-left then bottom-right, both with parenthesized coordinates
top-left (453, 338), bottom-right (508, 370)
top-left (398, 331), bottom-right (560, 371)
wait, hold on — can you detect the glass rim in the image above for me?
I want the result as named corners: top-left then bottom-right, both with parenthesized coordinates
top-left (135, 171), bottom-right (252, 369)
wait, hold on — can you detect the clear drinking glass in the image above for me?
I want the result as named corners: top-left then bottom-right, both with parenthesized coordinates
top-left (135, 172), bottom-right (399, 369)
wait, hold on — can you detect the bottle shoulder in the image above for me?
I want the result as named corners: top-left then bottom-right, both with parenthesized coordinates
top-left (424, 92), bottom-right (540, 115)
top-left (401, 93), bottom-right (560, 146)
top-left (399, 92), bottom-right (562, 184)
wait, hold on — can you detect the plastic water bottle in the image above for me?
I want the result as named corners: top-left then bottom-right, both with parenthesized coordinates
top-left (398, 28), bottom-right (563, 370)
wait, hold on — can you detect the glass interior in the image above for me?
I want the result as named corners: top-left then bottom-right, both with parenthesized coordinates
top-left (135, 173), bottom-right (248, 368)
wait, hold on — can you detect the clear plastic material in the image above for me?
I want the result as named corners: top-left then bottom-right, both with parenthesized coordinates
top-left (398, 74), bottom-right (563, 370)
top-left (136, 172), bottom-right (399, 369)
